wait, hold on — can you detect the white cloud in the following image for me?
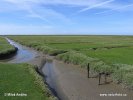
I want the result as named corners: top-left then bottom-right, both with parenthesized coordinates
top-left (96, 3), bottom-right (133, 14)
top-left (1, 0), bottom-right (73, 24)
top-left (1, 0), bottom-right (133, 17)
top-left (0, 0), bottom-right (133, 35)
top-left (78, 0), bottom-right (115, 13)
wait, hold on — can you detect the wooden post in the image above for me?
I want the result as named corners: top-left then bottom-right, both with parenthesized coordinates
top-left (99, 73), bottom-right (101, 85)
top-left (120, 72), bottom-right (122, 83)
top-left (87, 63), bottom-right (90, 78)
top-left (104, 73), bottom-right (107, 84)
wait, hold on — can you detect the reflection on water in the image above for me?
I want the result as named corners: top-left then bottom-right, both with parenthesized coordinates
top-left (42, 60), bottom-right (57, 90)
top-left (42, 59), bottom-right (68, 100)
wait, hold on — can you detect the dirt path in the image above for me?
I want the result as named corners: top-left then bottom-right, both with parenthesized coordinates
top-left (49, 59), bottom-right (133, 100)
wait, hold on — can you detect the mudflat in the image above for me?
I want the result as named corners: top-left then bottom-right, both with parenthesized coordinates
top-left (47, 59), bottom-right (133, 100)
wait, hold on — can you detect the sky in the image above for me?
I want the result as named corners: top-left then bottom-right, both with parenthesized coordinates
top-left (0, 0), bottom-right (133, 35)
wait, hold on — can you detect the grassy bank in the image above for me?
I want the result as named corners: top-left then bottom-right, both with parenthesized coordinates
top-left (0, 37), bottom-right (17, 59)
top-left (56, 51), bottom-right (133, 89)
top-left (7, 35), bottom-right (133, 89)
top-left (0, 63), bottom-right (55, 100)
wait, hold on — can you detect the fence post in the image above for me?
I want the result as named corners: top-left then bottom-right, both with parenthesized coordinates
top-left (99, 73), bottom-right (101, 85)
top-left (104, 73), bottom-right (107, 84)
top-left (87, 63), bottom-right (90, 78)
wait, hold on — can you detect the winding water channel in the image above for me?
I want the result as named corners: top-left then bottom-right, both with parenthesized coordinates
top-left (1, 38), bottom-right (133, 100)
top-left (3, 38), bottom-right (64, 100)
top-left (5, 38), bottom-right (37, 63)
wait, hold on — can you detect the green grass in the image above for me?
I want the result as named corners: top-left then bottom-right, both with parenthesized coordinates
top-left (7, 35), bottom-right (133, 89)
top-left (80, 47), bottom-right (133, 65)
top-left (0, 63), bottom-right (54, 100)
top-left (7, 35), bottom-right (133, 49)
top-left (112, 64), bottom-right (133, 89)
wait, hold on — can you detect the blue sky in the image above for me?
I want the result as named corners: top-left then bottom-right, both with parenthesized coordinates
top-left (0, 0), bottom-right (133, 35)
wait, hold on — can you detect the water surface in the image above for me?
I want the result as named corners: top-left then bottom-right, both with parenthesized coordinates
top-left (4, 38), bottom-right (37, 63)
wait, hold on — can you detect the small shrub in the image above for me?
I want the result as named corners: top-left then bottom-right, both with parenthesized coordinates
top-left (123, 73), bottom-right (133, 89)
top-left (56, 51), bottom-right (98, 68)
top-left (91, 61), bottom-right (113, 73)
top-left (112, 64), bottom-right (133, 89)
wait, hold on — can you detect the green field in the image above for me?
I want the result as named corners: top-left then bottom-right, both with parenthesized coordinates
top-left (0, 37), bottom-right (16, 55)
top-left (8, 35), bottom-right (133, 89)
top-left (80, 47), bottom-right (133, 65)
top-left (0, 63), bottom-right (53, 100)
top-left (8, 35), bottom-right (133, 64)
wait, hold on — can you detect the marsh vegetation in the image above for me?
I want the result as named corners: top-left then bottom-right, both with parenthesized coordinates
top-left (8, 35), bottom-right (133, 90)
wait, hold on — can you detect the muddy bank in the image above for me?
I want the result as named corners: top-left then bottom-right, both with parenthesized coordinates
top-left (32, 52), bottom-right (133, 100)
top-left (44, 59), bottom-right (133, 100)
top-left (27, 53), bottom-right (66, 100)
top-left (0, 47), bottom-right (18, 60)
